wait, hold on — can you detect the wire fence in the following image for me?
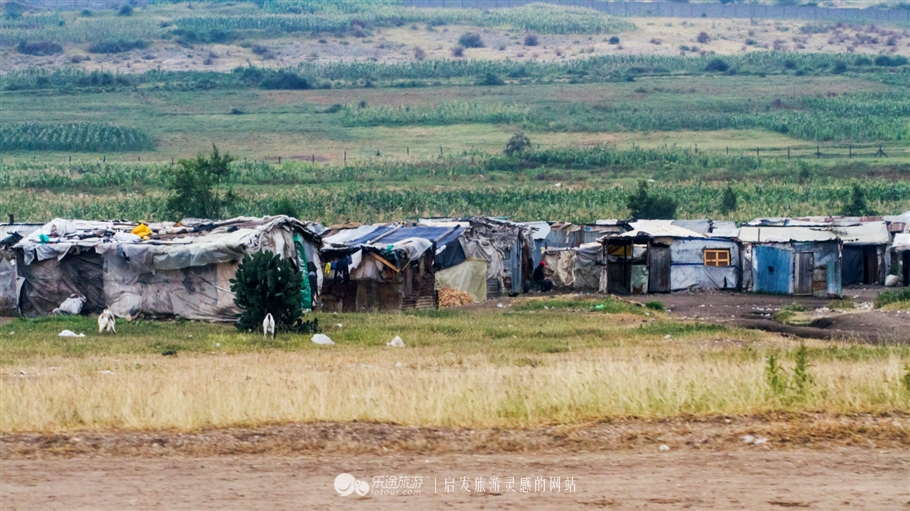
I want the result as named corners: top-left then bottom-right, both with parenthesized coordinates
top-left (403, 0), bottom-right (910, 24)
top-left (3, 142), bottom-right (906, 166)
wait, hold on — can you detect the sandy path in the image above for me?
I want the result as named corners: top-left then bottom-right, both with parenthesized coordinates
top-left (2, 449), bottom-right (907, 510)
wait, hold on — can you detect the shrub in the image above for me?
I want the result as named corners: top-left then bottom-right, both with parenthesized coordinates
top-left (840, 183), bottom-right (877, 216)
top-left (524, 34), bottom-right (539, 46)
top-left (16, 40), bottom-right (63, 56)
top-left (230, 251), bottom-right (305, 334)
top-left (87, 40), bottom-right (148, 54)
top-left (80, 9), bottom-right (92, 16)
top-left (793, 343), bottom-right (813, 397)
top-left (476, 72), bottom-right (504, 86)
top-left (697, 31), bottom-right (711, 44)
top-left (627, 180), bottom-right (678, 219)
top-left (875, 55), bottom-right (908, 67)
top-left (704, 58), bottom-right (729, 72)
top-left (413, 46), bottom-right (426, 61)
top-left (765, 353), bottom-right (788, 396)
top-left (458, 32), bottom-right (484, 48)
top-left (608, 36), bottom-right (620, 44)
top-left (854, 56), bottom-right (871, 66)
top-left (645, 301), bottom-right (664, 311)
top-left (650, 38), bottom-right (662, 45)
top-left (271, 197), bottom-right (298, 217)
top-left (832, 61), bottom-right (847, 74)
top-left (259, 71), bottom-right (311, 90)
top-left (118, 4), bottom-right (133, 16)
top-left (451, 45), bottom-right (464, 57)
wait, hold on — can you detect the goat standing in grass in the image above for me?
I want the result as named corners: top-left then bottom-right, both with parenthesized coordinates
top-left (263, 313), bottom-right (275, 339)
top-left (98, 309), bottom-right (116, 334)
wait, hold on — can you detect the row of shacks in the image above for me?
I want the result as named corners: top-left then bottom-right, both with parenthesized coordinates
top-left (1, 212), bottom-right (908, 319)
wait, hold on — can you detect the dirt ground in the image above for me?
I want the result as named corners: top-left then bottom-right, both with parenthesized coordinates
top-left (649, 286), bottom-right (910, 344)
top-left (2, 415), bottom-right (909, 510)
top-left (3, 449), bottom-right (908, 510)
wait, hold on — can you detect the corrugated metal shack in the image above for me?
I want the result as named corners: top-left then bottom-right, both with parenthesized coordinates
top-left (601, 221), bottom-right (741, 294)
top-left (739, 226), bottom-right (842, 297)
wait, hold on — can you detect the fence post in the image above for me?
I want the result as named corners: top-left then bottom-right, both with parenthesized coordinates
top-left (787, 147), bottom-right (790, 159)
top-left (172, 157), bottom-right (175, 165)
top-left (312, 154), bottom-right (315, 163)
top-left (816, 145), bottom-right (821, 159)
top-left (849, 145), bottom-right (852, 158)
top-left (407, 147), bottom-right (409, 155)
top-left (344, 151), bottom-right (347, 163)
top-left (756, 147), bottom-right (759, 158)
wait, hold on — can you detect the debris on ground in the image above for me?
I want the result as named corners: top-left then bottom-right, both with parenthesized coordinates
top-left (58, 330), bottom-right (85, 338)
top-left (387, 336), bottom-right (405, 348)
top-left (659, 444), bottom-right (670, 451)
top-left (439, 288), bottom-right (474, 308)
top-left (311, 334), bottom-right (335, 345)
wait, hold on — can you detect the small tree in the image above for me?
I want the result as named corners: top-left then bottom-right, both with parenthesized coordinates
top-left (166, 144), bottom-right (236, 219)
top-left (720, 185), bottom-right (738, 215)
top-left (697, 31), bottom-right (711, 44)
top-left (627, 180), bottom-right (678, 219)
top-left (840, 183), bottom-right (877, 216)
top-left (504, 132), bottom-right (531, 156)
top-left (524, 34), bottom-right (539, 46)
top-left (231, 251), bottom-right (304, 333)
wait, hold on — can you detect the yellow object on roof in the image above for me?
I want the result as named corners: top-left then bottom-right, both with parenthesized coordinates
top-left (131, 223), bottom-right (151, 239)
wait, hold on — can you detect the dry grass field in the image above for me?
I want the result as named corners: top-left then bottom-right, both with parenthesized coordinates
top-left (2, 297), bottom-right (908, 433)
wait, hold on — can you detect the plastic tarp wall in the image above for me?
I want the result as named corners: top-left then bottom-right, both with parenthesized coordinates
top-left (96, 224), bottom-right (317, 321)
top-left (842, 247), bottom-right (864, 286)
top-left (17, 217), bottom-right (322, 321)
top-left (435, 259), bottom-right (488, 302)
top-left (18, 250), bottom-right (106, 316)
top-left (0, 224), bottom-right (41, 315)
top-left (668, 238), bottom-right (740, 291)
top-left (543, 244), bottom-right (607, 292)
top-left (0, 254), bottom-right (18, 315)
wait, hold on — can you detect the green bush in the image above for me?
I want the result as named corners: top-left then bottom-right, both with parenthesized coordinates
top-left (118, 4), bottom-right (133, 16)
top-left (259, 71), bottom-right (311, 90)
top-left (16, 40), bottom-right (63, 56)
top-left (627, 180), bottom-right (678, 220)
top-left (704, 58), bottom-right (729, 72)
top-left (645, 301), bottom-right (664, 311)
top-left (458, 32), bottom-right (484, 48)
top-left (230, 251), bottom-right (304, 333)
top-left (88, 39), bottom-right (148, 54)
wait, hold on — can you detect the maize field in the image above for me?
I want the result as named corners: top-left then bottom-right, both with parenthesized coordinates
top-left (0, 123), bottom-right (154, 152)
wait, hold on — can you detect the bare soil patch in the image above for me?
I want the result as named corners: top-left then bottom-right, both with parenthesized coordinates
top-left (3, 413), bottom-right (907, 459)
top-left (2, 448), bottom-right (907, 510)
top-left (653, 287), bottom-right (910, 343)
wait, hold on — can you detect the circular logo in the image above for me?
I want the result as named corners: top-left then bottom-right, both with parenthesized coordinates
top-left (335, 473), bottom-right (370, 497)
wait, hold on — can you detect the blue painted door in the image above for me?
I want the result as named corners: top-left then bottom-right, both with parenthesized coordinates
top-left (754, 246), bottom-right (792, 295)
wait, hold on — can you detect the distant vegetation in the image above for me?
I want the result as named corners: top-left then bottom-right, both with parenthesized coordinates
top-left (0, 123), bottom-right (154, 152)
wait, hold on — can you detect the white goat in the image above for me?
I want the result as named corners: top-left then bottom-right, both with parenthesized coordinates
top-left (263, 313), bottom-right (275, 338)
top-left (98, 309), bottom-right (116, 334)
